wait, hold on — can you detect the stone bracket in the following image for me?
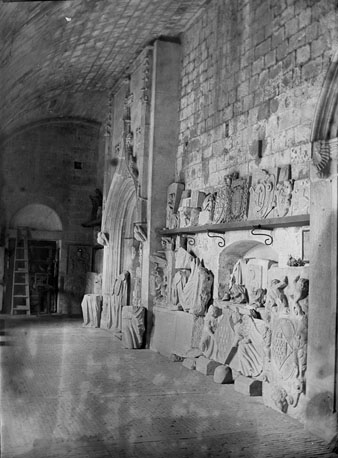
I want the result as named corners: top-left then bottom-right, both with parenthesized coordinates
top-left (250, 225), bottom-right (273, 245)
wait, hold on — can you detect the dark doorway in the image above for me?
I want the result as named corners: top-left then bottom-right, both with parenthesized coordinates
top-left (28, 241), bottom-right (58, 315)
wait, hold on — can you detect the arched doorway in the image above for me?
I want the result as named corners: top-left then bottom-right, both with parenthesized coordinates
top-left (5, 204), bottom-right (63, 315)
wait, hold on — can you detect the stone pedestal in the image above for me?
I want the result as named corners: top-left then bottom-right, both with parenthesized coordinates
top-left (81, 294), bottom-right (102, 328)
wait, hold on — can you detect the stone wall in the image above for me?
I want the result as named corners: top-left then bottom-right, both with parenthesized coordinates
top-left (177, 0), bottom-right (338, 190)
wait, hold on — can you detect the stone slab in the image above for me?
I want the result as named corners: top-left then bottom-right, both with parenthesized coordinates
top-left (234, 375), bottom-right (262, 396)
top-left (149, 306), bottom-right (193, 357)
top-left (196, 356), bottom-right (221, 375)
top-left (182, 357), bottom-right (197, 370)
top-left (213, 365), bottom-right (233, 384)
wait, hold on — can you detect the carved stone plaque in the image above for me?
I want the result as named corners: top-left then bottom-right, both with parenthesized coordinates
top-left (231, 177), bottom-right (250, 221)
top-left (248, 169), bottom-right (277, 220)
top-left (213, 179), bottom-right (232, 224)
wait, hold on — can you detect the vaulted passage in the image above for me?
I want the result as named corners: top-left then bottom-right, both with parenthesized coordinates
top-left (2, 0), bottom-right (338, 455)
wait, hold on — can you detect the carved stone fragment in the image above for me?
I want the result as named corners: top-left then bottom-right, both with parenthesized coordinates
top-left (263, 267), bottom-right (309, 417)
top-left (248, 169), bottom-right (276, 219)
top-left (290, 179), bottom-right (310, 216)
top-left (198, 192), bottom-right (216, 225)
top-left (166, 182), bottom-right (184, 229)
top-left (122, 305), bottom-right (145, 349)
top-left (230, 177), bottom-right (250, 221)
top-left (274, 180), bottom-right (294, 217)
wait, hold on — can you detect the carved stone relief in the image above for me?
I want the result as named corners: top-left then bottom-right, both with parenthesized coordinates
top-left (150, 252), bottom-right (168, 307)
top-left (290, 179), bottom-right (310, 216)
top-left (274, 180), bottom-right (294, 217)
top-left (198, 192), bottom-right (216, 225)
top-left (230, 177), bottom-right (250, 221)
top-left (248, 169), bottom-right (277, 219)
top-left (213, 175), bottom-right (233, 224)
top-left (166, 182), bottom-right (184, 229)
top-left (263, 267), bottom-right (309, 415)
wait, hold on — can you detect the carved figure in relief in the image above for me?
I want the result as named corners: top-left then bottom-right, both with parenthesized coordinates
top-left (198, 192), bottom-right (216, 225)
top-left (166, 183), bottom-right (184, 229)
top-left (171, 269), bottom-right (190, 308)
top-left (82, 188), bottom-right (103, 227)
top-left (228, 259), bottom-right (248, 304)
top-left (181, 258), bottom-right (213, 316)
top-left (231, 307), bottom-right (264, 378)
top-left (213, 175), bottom-right (233, 224)
top-left (199, 305), bottom-right (223, 360)
top-left (274, 180), bottom-right (293, 217)
top-left (266, 277), bottom-right (289, 314)
top-left (151, 253), bottom-right (168, 306)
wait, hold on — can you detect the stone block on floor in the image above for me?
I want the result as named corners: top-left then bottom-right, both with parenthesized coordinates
top-left (213, 364), bottom-right (233, 384)
top-left (234, 375), bottom-right (262, 396)
top-left (196, 356), bottom-right (221, 375)
top-left (182, 357), bottom-right (197, 370)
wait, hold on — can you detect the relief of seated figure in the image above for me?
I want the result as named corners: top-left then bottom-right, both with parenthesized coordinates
top-left (199, 304), bottom-right (223, 360)
top-left (230, 307), bottom-right (264, 378)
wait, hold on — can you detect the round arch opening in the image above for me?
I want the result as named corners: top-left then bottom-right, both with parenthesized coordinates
top-left (10, 204), bottom-right (63, 231)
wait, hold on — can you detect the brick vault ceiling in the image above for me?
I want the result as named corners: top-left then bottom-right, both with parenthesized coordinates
top-left (0, 0), bottom-right (207, 138)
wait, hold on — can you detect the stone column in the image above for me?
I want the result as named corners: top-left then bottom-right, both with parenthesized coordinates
top-left (306, 144), bottom-right (338, 442)
top-left (142, 40), bottom-right (181, 343)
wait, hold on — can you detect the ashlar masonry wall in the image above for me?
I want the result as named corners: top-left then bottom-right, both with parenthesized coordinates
top-left (177, 0), bottom-right (338, 189)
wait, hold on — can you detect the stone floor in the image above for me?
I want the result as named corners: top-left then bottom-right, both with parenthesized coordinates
top-left (1, 315), bottom-right (337, 458)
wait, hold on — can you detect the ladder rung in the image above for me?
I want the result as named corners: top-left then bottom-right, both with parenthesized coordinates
top-left (14, 283), bottom-right (28, 286)
top-left (13, 295), bottom-right (29, 298)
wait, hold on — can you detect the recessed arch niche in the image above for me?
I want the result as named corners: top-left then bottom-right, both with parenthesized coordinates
top-left (9, 204), bottom-right (63, 231)
top-left (218, 240), bottom-right (278, 301)
top-left (102, 175), bottom-right (137, 296)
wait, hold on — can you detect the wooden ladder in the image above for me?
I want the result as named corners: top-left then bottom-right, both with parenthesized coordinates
top-left (11, 228), bottom-right (30, 315)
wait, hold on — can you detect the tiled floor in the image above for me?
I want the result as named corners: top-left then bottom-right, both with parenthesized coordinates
top-left (1, 315), bottom-right (337, 458)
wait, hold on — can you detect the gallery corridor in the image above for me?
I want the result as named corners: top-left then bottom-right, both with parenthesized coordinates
top-left (1, 316), bottom-right (336, 458)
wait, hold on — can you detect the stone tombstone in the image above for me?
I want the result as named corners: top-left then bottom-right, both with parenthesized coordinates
top-left (263, 266), bottom-right (309, 420)
top-left (166, 182), bottom-right (184, 229)
top-left (290, 179), bottom-right (310, 216)
top-left (230, 176), bottom-right (250, 221)
top-left (198, 192), bottom-right (216, 225)
top-left (248, 169), bottom-right (277, 220)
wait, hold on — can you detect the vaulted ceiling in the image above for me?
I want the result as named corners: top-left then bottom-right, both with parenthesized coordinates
top-left (0, 0), bottom-right (207, 139)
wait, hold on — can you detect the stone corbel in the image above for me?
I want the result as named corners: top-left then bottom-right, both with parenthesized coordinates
top-left (312, 140), bottom-right (330, 177)
top-left (133, 223), bottom-right (147, 242)
top-left (97, 231), bottom-right (109, 247)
